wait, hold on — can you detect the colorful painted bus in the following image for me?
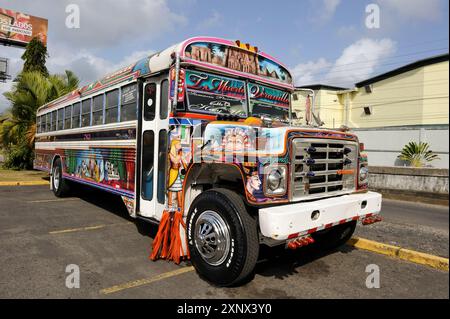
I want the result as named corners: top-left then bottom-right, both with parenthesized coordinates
top-left (34, 37), bottom-right (382, 286)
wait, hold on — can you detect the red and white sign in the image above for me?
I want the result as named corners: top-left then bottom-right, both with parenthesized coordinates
top-left (0, 7), bottom-right (48, 47)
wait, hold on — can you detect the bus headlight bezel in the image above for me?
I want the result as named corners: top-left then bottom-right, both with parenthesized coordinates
top-left (359, 166), bottom-right (369, 185)
top-left (264, 164), bottom-right (287, 196)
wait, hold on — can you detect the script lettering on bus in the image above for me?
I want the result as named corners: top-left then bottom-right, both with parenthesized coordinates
top-left (83, 133), bottom-right (91, 141)
top-left (249, 84), bottom-right (289, 105)
top-left (188, 73), bottom-right (245, 97)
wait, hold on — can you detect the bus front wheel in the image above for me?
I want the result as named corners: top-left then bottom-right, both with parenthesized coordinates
top-left (186, 188), bottom-right (259, 287)
top-left (52, 158), bottom-right (70, 197)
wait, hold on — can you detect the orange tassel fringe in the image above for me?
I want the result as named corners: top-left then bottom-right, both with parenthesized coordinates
top-left (150, 210), bottom-right (190, 264)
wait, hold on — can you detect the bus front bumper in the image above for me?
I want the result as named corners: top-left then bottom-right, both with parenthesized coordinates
top-left (258, 191), bottom-right (382, 240)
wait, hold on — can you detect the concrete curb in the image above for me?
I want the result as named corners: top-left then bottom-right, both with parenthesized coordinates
top-left (0, 181), bottom-right (49, 186)
top-left (348, 237), bottom-right (449, 272)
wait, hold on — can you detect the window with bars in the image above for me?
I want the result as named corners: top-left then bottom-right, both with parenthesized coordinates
top-left (45, 113), bottom-right (51, 132)
top-left (92, 95), bottom-right (104, 126)
top-left (81, 99), bottom-right (91, 127)
top-left (121, 83), bottom-right (137, 122)
top-left (57, 108), bottom-right (64, 130)
top-left (51, 111), bottom-right (57, 131)
top-left (64, 105), bottom-right (72, 129)
top-left (72, 102), bottom-right (81, 128)
top-left (105, 89), bottom-right (119, 124)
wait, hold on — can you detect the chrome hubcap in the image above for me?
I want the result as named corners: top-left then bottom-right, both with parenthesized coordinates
top-left (53, 167), bottom-right (60, 190)
top-left (194, 210), bottom-right (230, 266)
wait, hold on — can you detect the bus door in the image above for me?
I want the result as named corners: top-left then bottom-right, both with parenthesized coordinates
top-left (139, 76), bottom-right (170, 220)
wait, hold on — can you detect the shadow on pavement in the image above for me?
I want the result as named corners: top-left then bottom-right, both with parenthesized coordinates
top-left (66, 184), bottom-right (359, 284)
top-left (254, 242), bottom-right (357, 282)
top-left (70, 183), bottom-right (133, 221)
top-left (70, 183), bottom-right (160, 238)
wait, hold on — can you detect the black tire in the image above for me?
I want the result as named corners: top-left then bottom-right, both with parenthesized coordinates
top-left (312, 220), bottom-right (357, 250)
top-left (52, 158), bottom-right (71, 197)
top-left (186, 188), bottom-right (259, 287)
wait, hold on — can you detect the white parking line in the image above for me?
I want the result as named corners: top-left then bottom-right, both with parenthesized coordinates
top-left (29, 198), bottom-right (80, 203)
top-left (100, 266), bottom-right (195, 295)
top-left (49, 222), bottom-right (132, 234)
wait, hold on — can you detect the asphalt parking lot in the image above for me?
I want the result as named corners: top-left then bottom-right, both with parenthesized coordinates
top-left (0, 185), bottom-right (448, 299)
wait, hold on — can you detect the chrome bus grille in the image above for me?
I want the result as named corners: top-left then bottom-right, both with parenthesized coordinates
top-left (291, 138), bottom-right (358, 200)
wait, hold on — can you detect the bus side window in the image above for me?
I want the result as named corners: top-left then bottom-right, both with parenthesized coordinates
top-left (160, 80), bottom-right (169, 120)
top-left (51, 111), bottom-right (57, 131)
top-left (57, 108), bottom-right (64, 130)
top-left (121, 84), bottom-right (137, 122)
top-left (144, 83), bottom-right (156, 121)
top-left (141, 130), bottom-right (155, 200)
top-left (64, 105), bottom-right (72, 129)
top-left (81, 99), bottom-right (91, 127)
top-left (105, 89), bottom-right (119, 124)
top-left (92, 95), bottom-right (104, 126)
top-left (157, 130), bottom-right (168, 204)
top-left (45, 113), bottom-right (50, 132)
top-left (72, 102), bottom-right (81, 128)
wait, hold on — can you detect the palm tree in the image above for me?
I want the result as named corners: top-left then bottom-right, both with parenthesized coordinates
top-left (1, 70), bottom-right (79, 168)
top-left (398, 141), bottom-right (440, 167)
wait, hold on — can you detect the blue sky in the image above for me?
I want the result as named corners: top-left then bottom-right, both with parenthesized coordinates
top-left (0, 0), bottom-right (449, 112)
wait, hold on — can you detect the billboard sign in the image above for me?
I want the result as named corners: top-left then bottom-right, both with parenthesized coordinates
top-left (0, 8), bottom-right (48, 47)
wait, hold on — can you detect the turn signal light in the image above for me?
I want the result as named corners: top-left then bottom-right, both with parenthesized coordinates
top-left (361, 215), bottom-right (382, 225)
top-left (235, 40), bottom-right (258, 53)
top-left (286, 235), bottom-right (315, 250)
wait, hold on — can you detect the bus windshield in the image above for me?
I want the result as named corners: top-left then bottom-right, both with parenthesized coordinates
top-left (185, 70), bottom-right (247, 117)
top-left (248, 83), bottom-right (290, 122)
top-left (184, 70), bottom-right (290, 120)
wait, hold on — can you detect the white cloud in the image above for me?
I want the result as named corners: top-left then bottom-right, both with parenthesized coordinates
top-left (377, 0), bottom-right (443, 21)
top-left (326, 38), bottom-right (397, 85)
top-left (0, 0), bottom-right (187, 49)
top-left (0, 47), bottom-right (25, 113)
top-left (0, 47), bottom-right (155, 113)
top-left (0, 81), bottom-right (14, 113)
top-left (311, 0), bottom-right (341, 23)
top-left (196, 10), bottom-right (223, 30)
top-left (291, 58), bottom-right (332, 86)
top-left (291, 38), bottom-right (397, 87)
top-left (0, 0), bottom-right (181, 113)
top-left (47, 47), bottom-right (155, 84)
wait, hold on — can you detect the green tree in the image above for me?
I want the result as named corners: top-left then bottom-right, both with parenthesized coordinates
top-left (1, 71), bottom-right (79, 169)
top-left (21, 37), bottom-right (49, 77)
top-left (398, 141), bottom-right (440, 167)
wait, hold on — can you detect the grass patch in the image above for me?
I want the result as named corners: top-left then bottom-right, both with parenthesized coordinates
top-left (0, 168), bottom-right (48, 182)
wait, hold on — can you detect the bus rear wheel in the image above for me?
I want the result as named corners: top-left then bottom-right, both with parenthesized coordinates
top-left (52, 158), bottom-right (70, 197)
top-left (186, 188), bottom-right (259, 287)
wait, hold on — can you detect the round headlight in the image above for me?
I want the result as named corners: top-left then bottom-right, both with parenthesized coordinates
top-left (359, 166), bottom-right (369, 182)
top-left (267, 169), bottom-right (282, 191)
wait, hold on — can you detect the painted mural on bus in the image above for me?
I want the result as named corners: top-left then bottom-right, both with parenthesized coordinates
top-left (63, 148), bottom-right (136, 195)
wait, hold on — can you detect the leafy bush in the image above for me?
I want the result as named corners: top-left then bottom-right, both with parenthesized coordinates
top-left (398, 141), bottom-right (440, 167)
top-left (2, 142), bottom-right (34, 170)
